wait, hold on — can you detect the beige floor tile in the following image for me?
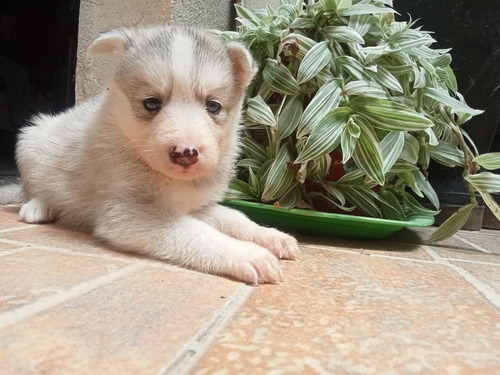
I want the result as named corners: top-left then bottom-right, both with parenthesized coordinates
top-left (0, 241), bottom-right (23, 251)
top-left (455, 230), bottom-right (500, 254)
top-left (0, 266), bottom-right (242, 375)
top-left (0, 249), bottom-right (129, 313)
top-left (1, 224), bottom-right (143, 261)
top-left (192, 246), bottom-right (500, 375)
top-left (0, 205), bottom-right (25, 230)
top-left (298, 232), bottom-right (434, 261)
top-left (450, 260), bottom-right (500, 293)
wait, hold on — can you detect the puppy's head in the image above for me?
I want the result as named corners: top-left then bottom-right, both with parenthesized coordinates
top-left (88, 25), bottom-right (255, 181)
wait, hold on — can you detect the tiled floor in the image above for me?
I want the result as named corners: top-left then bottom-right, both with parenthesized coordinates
top-left (1, 204), bottom-right (499, 374)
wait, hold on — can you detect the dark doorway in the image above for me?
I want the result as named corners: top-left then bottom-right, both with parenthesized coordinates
top-left (0, 0), bottom-right (80, 175)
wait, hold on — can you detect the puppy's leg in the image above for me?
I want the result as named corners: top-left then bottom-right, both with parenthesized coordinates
top-left (196, 205), bottom-right (299, 260)
top-left (19, 198), bottom-right (55, 224)
top-left (94, 207), bottom-right (283, 284)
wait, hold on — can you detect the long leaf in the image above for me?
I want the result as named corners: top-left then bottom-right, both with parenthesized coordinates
top-left (352, 116), bottom-right (385, 185)
top-left (275, 95), bottom-right (303, 141)
top-left (342, 186), bottom-right (382, 218)
top-left (478, 191), bottom-right (500, 222)
top-left (423, 87), bottom-right (484, 116)
top-left (427, 141), bottom-right (464, 168)
top-left (425, 203), bottom-right (477, 243)
top-left (297, 41), bottom-right (332, 84)
top-left (263, 58), bottom-right (301, 96)
top-left (465, 172), bottom-right (500, 193)
top-left (225, 179), bottom-right (257, 200)
top-left (414, 169), bottom-right (440, 209)
top-left (241, 136), bottom-right (268, 162)
top-left (276, 183), bottom-right (302, 209)
top-left (344, 80), bottom-right (388, 99)
top-left (381, 131), bottom-right (405, 174)
top-left (323, 26), bottom-right (364, 44)
top-left (261, 144), bottom-right (296, 201)
top-left (246, 96), bottom-right (276, 126)
top-left (350, 96), bottom-right (433, 131)
top-left (473, 153), bottom-right (500, 171)
top-left (371, 65), bottom-right (403, 93)
top-left (380, 188), bottom-right (408, 221)
top-left (297, 78), bottom-right (343, 137)
top-left (340, 3), bottom-right (395, 16)
top-left (295, 107), bottom-right (351, 163)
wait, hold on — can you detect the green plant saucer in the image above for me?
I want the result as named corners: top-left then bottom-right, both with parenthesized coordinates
top-left (222, 199), bottom-right (435, 239)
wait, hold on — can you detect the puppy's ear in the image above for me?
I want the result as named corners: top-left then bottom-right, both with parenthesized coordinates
top-left (87, 28), bottom-right (131, 57)
top-left (226, 42), bottom-right (257, 89)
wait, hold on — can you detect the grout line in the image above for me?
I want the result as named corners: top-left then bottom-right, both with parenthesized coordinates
top-left (301, 244), bottom-right (437, 264)
top-left (0, 262), bottom-right (145, 330)
top-left (0, 247), bottom-right (31, 257)
top-left (422, 245), bottom-right (500, 309)
top-left (440, 257), bottom-right (500, 267)
top-left (157, 284), bottom-right (254, 375)
top-left (0, 226), bottom-right (38, 234)
top-left (453, 234), bottom-right (492, 253)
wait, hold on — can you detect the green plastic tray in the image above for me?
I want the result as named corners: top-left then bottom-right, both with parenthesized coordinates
top-left (222, 199), bottom-right (435, 239)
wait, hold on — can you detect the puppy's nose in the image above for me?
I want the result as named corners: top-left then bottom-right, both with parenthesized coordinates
top-left (170, 146), bottom-right (199, 166)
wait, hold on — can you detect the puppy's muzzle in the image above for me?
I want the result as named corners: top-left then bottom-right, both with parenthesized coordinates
top-left (170, 146), bottom-right (199, 167)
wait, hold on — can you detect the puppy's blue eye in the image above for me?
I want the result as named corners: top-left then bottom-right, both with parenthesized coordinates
top-left (143, 97), bottom-right (161, 111)
top-left (206, 100), bottom-right (221, 115)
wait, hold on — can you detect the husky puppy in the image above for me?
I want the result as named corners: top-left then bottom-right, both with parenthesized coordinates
top-left (1, 25), bottom-right (298, 284)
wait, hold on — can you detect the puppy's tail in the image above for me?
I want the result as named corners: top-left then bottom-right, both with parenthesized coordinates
top-left (0, 178), bottom-right (24, 204)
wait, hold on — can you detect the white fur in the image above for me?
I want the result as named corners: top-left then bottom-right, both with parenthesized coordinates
top-left (10, 25), bottom-right (299, 284)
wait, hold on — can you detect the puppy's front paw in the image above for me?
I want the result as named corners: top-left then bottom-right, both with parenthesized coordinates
top-left (19, 198), bottom-right (55, 224)
top-left (253, 227), bottom-right (299, 260)
top-left (228, 243), bottom-right (283, 285)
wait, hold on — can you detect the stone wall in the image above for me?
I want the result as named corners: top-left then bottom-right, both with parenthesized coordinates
top-left (75, 0), bottom-right (235, 102)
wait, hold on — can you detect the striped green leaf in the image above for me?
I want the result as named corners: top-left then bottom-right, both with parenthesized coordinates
top-left (246, 96), bottom-right (276, 126)
top-left (241, 136), bottom-right (268, 162)
top-left (248, 167), bottom-right (261, 197)
top-left (381, 131), bottom-right (405, 174)
top-left (297, 78), bottom-right (342, 137)
top-left (350, 96), bottom-right (434, 130)
top-left (295, 107), bottom-right (351, 163)
top-left (237, 158), bottom-right (263, 170)
top-left (371, 65), bottom-right (403, 93)
top-left (297, 41), bottom-right (332, 84)
top-left (352, 116), bottom-right (385, 185)
top-left (276, 183), bottom-right (302, 209)
top-left (225, 179), bottom-right (257, 200)
top-left (343, 186), bottom-right (382, 217)
top-left (340, 3), bottom-right (395, 16)
top-left (348, 14), bottom-right (372, 37)
top-left (473, 153), bottom-right (500, 171)
top-left (261, 144), bottom-right (296, 201)
top-left (400, 133), bottom-right (420, 164)
top-left (290, 17), bottom-right (316, 29)
top-left (427, 141), bottom-right (464, 168)
top-left (465, 172), bottom-right (500, 193)
top-left (234, 4), bottom-right (262, 26)
top-left (380, 188), bottom-right (408, 221)
top-left (263, 58), bottom-right (301, 96)
top-left (323, 26), bottom-right (364, 44)
top-left (337, 55), bottom-right (368, 80)
top-left (423, 87), bottom-right (484, 116)
top-left (478, 191), bottom-right (500, 222)
top-left (340, 118), bottom-right (360, 163)
top-left (344, 80), bottom-right (388, 99)
top-left (425, 203), bottom-right (477, 243)
top-left (402, 192), bottom-right (439, 216)
top-left (414, 169), bottom-right (440, 209)
top-left (275, 95), bottom-right (303, 141)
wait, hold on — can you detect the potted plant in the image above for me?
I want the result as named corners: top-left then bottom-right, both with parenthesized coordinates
top-left (214, 0), bottom-right (500, 242)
